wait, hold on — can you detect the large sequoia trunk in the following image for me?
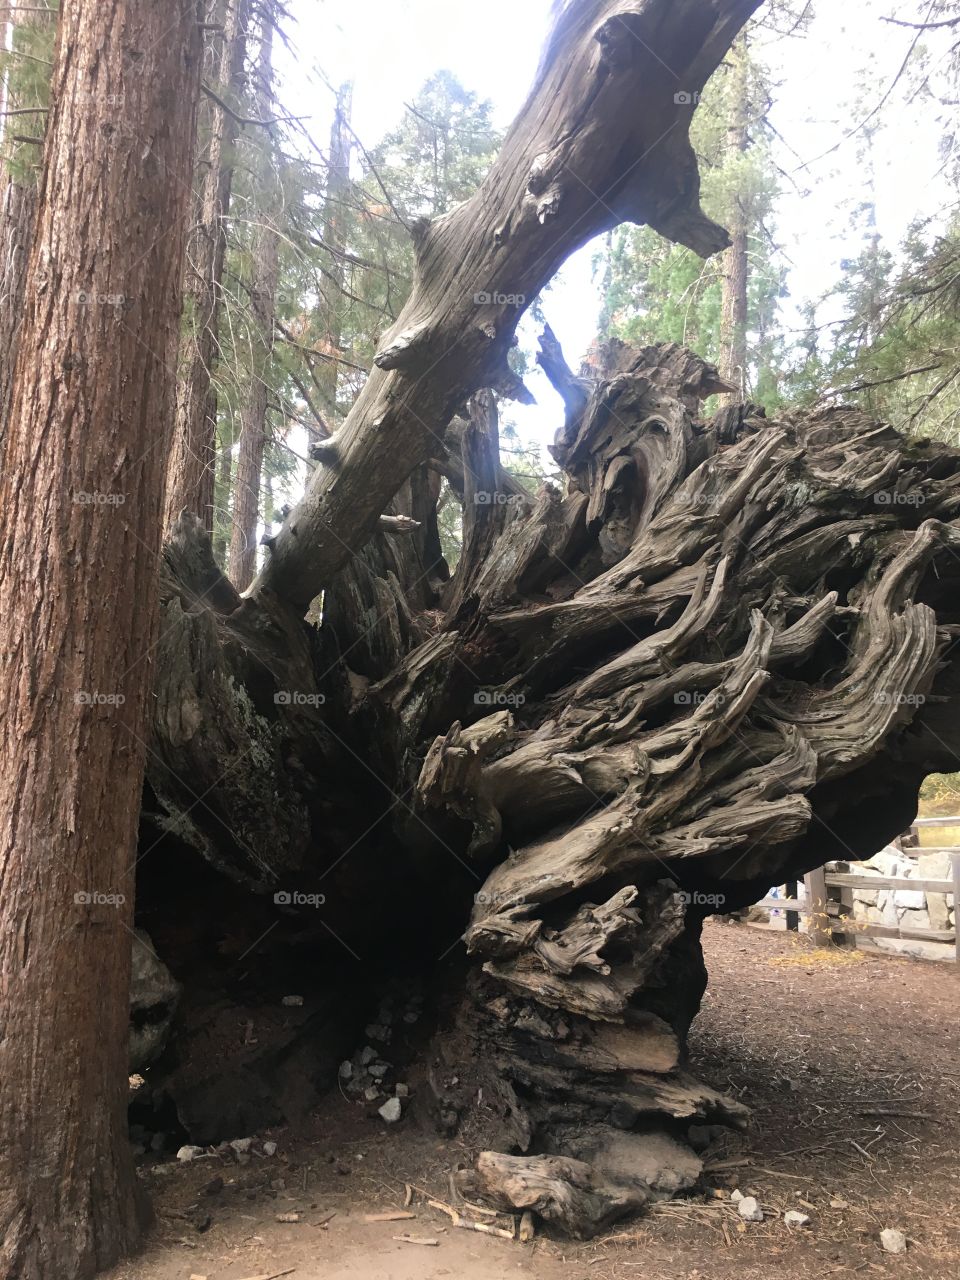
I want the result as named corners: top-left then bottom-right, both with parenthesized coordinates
top-left (127, 0), bottom-right (960, 1247)
top-left (0, 2), bottom-right (203, 1277)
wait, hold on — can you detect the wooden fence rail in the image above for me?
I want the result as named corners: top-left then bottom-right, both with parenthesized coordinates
top-left (748, 818), bottom-right (960, 962)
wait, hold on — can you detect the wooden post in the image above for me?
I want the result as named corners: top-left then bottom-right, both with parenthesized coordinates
top-left (785, 880), bottom-right (799, 933)
top-left (952, 853), bottom-right (960, 965)
top-left (804, 866), bottom-right (833, 948)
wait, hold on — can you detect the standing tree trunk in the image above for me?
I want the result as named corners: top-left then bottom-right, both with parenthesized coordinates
top-left (164, 0), bottom-right (249, 536)
top-left (229, 15), bottom-right (280, 591)
top-left (0, 0), bottom-right (56, 436)
top-left (317, 80), bottom-right (354, 421)
top-left (718, 35), bottom-right (749, 404)
top-left (0, 1), bottom-right (203, 1275)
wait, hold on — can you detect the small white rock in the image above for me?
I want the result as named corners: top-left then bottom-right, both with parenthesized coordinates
top-left (784, 1210), bottom-right (810, 1227)
top-left (176, 1145), bottom-right (203, 1163)
top-left (364, 1086), bottom-right (380, 1102)
top-left (880, 1228), bottom-right (907, 1254)
top-left (737, 1196), bottom-right (763, 1223)
top-left (378, 1096), bottom-right (402, 1124)
top-left (262, 1140), bottom-right (278, 1157)
top-left (830, 1198), bottom-right (849, 1210)
top-left (338, 1060), bottom-right (353, 1080)
top-left (230, 1137), bottom-right (254, 1154)
top-left (730, 1189), bottom-right (743, 1204)
top-left (281, 994), bottom-right (303, 1007)
top-left (395, 1083), bottom-right (410, 1098)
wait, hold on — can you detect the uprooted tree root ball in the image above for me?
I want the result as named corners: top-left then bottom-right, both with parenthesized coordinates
top-left (139, 337), bottom-right (960, 1237)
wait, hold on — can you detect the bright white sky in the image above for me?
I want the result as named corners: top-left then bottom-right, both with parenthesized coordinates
top-left (275, 0), bottom-right (955, 463)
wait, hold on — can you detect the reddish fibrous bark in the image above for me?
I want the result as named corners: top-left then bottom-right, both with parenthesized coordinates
top-left (0, 2), bottom-right (203, 1276)
top-left (164, 0), bottom-right (250, 538)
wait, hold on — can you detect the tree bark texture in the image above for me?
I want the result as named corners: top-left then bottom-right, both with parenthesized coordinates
top-left (229, 17), bottom-right (280, 591)
top-left (0, 2), bottom-right (203, 1276)
top-left (0, 1), bottom-right (57, 436)
top-left (718, 35), bottom-right (749, 403)
top-left (163, 0), bottom-right (249, 537)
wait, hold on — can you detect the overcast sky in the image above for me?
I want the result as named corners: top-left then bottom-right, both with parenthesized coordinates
top-left (276, 0), bottom-right (955, 452)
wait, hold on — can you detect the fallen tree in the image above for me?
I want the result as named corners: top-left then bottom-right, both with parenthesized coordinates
top-left (134, 0), bottom-right (960, 1242)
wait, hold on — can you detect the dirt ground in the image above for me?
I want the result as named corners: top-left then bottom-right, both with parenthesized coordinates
top-left (104, 921), bottom-right (960, 1280)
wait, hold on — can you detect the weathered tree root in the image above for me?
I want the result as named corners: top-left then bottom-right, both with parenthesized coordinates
top-left (143, 338), bottom-right (960, 1237)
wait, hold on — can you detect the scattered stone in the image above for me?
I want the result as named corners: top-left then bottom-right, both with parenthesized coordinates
top-left (881, 1228), bottom-right (907, 1254)
top-left (360, 1045), bottom-right (377, 1065)
top-left (395, 1083), bottom-right (410, 1098)
top-left (338, 1060), bottom-right (353, 1080)
top-left (177, 1145), bottom-right (204, 1163)
top-left (364, 1086), bottom-right (380, 1102)
top-left (230, 1138), bottom-right (254, 1155)
top-left (784, 1210), bottom-right (811, 1227)
top-left (830, 1198), bottom-right (849, 1210)
top-left (403, 1011), bottom-right (418, 1024)
top-left (368, 1063), bottom-right (389, 1079)
top-left (730, 1189), bottom-right (743, 1204)
top-left (737, 1196), bottom-right (763, 1223)
top-left (281, 994), bottom-right (304, 1007)
top-left (262, 1140), bottom-right (278, 1157)
top-left (379, 1097), bottom-right (402, 1124)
